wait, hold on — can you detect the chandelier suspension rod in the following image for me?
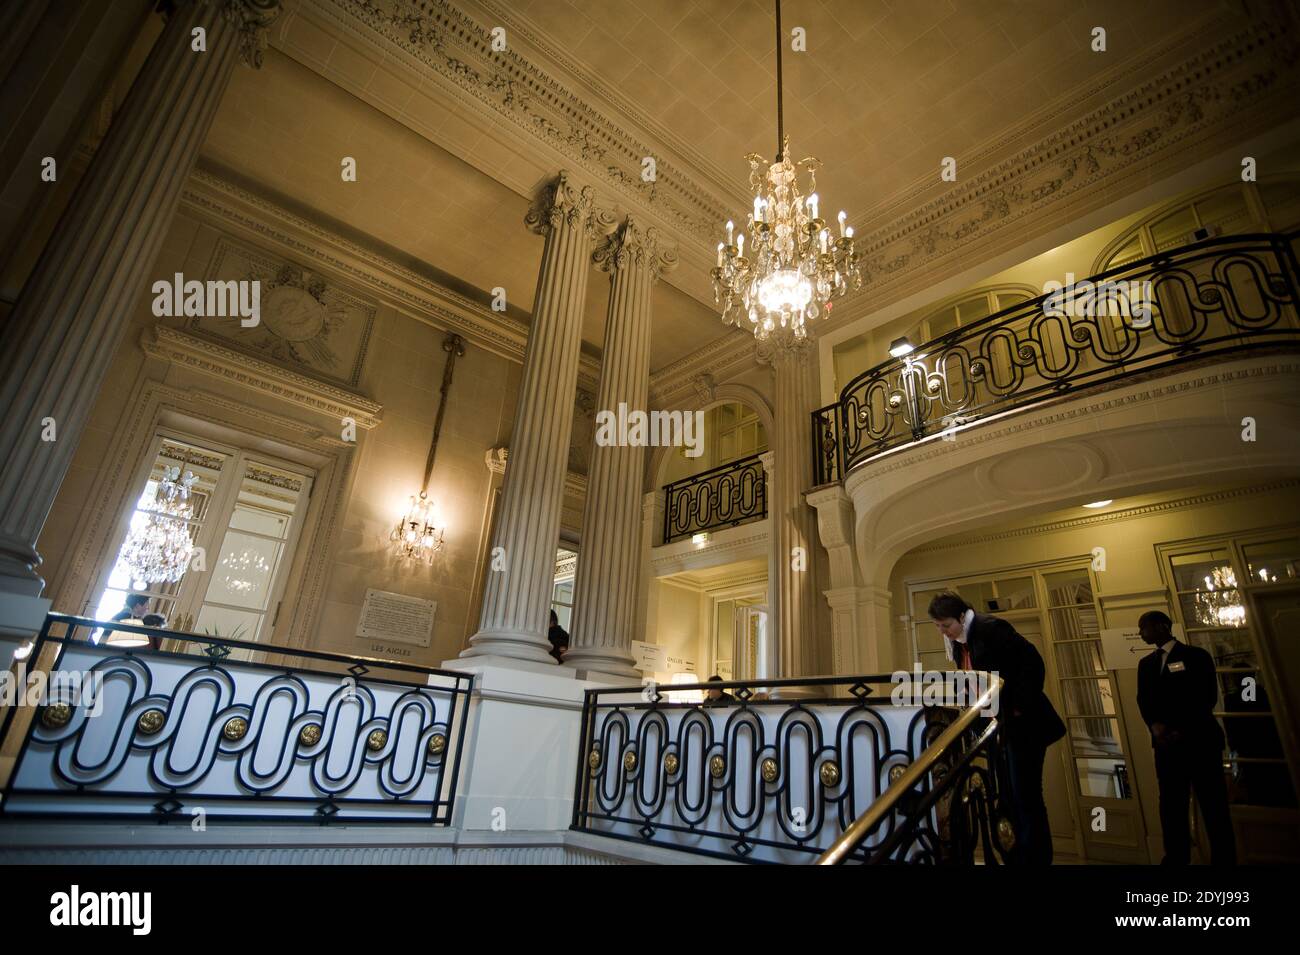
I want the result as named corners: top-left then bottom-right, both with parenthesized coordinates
top-left (420, 332), bottom-right (466, 498)
top-left (774, 0), bottom-right (784, 160)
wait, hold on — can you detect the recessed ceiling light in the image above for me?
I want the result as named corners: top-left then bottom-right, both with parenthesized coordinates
top-left (1083, 500), bottom-right (1113, 509)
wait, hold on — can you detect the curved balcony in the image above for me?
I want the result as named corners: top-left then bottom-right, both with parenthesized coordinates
top-left (662, 452), bottom-right (767, 543)
top-left (813, 232), bottom-right (1300, 484)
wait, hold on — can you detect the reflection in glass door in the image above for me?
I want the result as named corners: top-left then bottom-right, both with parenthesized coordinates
top-left (92, 434), bottom-right (313, 654)
top-left (1163, 538), bottom-right (1298, 809)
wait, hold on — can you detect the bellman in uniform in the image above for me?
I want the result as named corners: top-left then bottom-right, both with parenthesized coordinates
top-left (1136, 610), bottom-right (1237, 864)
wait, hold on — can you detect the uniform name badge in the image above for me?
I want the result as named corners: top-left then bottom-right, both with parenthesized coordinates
top-left (1167, 660), bottom-right (1186, 672)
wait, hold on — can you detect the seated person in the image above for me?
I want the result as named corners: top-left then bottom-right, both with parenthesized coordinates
top-left (702, 675), bottom-right (734, 705)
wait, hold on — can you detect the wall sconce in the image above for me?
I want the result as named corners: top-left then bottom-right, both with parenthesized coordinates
top-left (391, 333), bottom-right (465, 564)
top-left (692, 532), bottom-right (710, 545)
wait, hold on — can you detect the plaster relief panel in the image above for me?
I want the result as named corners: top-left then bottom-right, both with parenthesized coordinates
top-left (195, 237), bottom-right (377, 389)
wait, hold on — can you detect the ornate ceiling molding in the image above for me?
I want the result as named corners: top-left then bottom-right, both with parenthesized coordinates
top-left (301, 0), bottom-right (730, 246)
top-left (275, 1), bottom-right (1298, 403)
top-left (142, 324), bottom-right (385, 428)
top-left (835, 15), bottom-right (1300, 323)
top-left (179, 167), bottom-right (604, 389)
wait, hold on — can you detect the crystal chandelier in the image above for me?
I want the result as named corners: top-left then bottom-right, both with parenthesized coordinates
top-left (712, 0), bottom-right (861, 346)
top-left (1195, 565), bottom-right (1246, 628)
top-left (119, 466), bottom-right (197, 584)
top-left (391, 492), bottom-right (445, 564)
top-left (390, 334), bottom-right (463, 564)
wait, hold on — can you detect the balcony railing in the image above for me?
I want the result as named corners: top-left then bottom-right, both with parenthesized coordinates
top-left (0, 614), bottom-right (473, 824)
top-left (662, 452), bottom-right (766, 544)
top-left (569, 673), bottom-right (1011, 864)
top-left (813, 232), bottom-right (1300, 484)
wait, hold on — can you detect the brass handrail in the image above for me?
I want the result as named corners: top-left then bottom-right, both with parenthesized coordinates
top-left (815, 671), bottom-right (1003, 865)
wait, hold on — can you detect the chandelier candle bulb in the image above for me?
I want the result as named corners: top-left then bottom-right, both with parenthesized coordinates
top-left (717, 243), bottom-right (724, 267)
top-left (737, 233), bottom-right (745, 256)
top-left (726, 220), bottom-right (734, 244)
top-left (838, 210), bottom-right (846, 236)
top-left (808, 193), bottom-right (819, 219)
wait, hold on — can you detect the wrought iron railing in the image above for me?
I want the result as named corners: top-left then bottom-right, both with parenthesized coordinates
top-left (569, 673), bottom-right (1012, 864)
top-left (813, 232), bottom-right (1300, 484)
top-left (817, 672), bottom-right (1007, 864)
top-left (662, 452), bottom-right (766, 543)
top-left (0, 614), bottom-right (473, 824)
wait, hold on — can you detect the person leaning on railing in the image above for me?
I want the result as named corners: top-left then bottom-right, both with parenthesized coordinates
top-left (928, 591), bottom-right (1066, 865)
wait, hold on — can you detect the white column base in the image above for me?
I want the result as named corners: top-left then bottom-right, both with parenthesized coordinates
top-left (0, 592), bottom-right (50, 665)
top-left (459, 630), bottom-right (558, 667)
top-left (444, 662), bottom-right (590, 832)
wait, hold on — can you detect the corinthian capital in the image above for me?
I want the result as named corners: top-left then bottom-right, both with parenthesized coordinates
top-left (219, 0), bottom-right (282, 68)
top-left (525, 171), bottom-right (615, 240)
top-left (592, 215), bottom-right (679, 281)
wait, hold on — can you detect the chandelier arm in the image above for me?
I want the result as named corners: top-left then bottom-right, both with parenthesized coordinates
top-left (774, 0), bottom-right (783, 161)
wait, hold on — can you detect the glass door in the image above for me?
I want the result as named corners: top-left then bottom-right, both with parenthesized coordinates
top-left (92, 434), bottom-right (313, 654)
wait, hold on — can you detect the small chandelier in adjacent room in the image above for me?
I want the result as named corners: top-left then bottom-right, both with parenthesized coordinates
top-left (119, 465), bottom-right (197, 584)
top-left (390, 333), bottom-right (465, 564)
top-left (712, 0), bottom-right (862, 346)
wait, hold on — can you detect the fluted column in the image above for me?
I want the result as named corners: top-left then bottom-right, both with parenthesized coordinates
top-left (462, 173), bottom-right (611, 665)
top-left (767, 343), bottom-right (820, 678)
top-left (0, 0), bottom-right (279, 600)
top-left (566, 218), bottom-right (676, 677)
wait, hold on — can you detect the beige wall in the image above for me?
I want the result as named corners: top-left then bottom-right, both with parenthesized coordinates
top-left (36, 207), bottom-right (522, 670)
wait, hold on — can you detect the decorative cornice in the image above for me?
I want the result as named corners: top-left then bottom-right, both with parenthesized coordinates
top-left (824, 14), bottom-right (1300, 335)
top-left (650, 522), bottom-right (769, 571)
top-left (180, 168), bottom-right (605, 388)
top-left (330, 0), bottom-right (730, 246)
top-left (649, 332), bottom-right (757, 407)
top-left (908, 479), bottom-right (1300, 554)
top-left (142, 325), bottom-right (384, 428)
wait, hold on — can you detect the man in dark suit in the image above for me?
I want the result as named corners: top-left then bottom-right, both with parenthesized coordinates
top-left (928, 591), bottom-right (1066, 865)
top-left (1136, 610), bottom-right (1236, 865)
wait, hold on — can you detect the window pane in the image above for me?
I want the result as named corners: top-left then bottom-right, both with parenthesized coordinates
top-left (1068, 717), bottom-right (1123, 756)
top-left (1044, 569), bottom-right (1093, 605)
top-left (1104, 234), bottom-right (1144, 270)
top-left (956, 294), bottom-right (991, 326)
top-left (1075, 756), bottom-right (1132, 799)
top-left (1060, 676), bottom-right (1117, 718)
top-left (992, 576), bottom-right (1036, 610)
top-left (1170, 549), bottom-right (1233, 591)
top-left (1243, 538), bottom-right (1300, 585)
top-left (1187, 627), bottom-right (1257, 668)
top-left (1150, 206), bottom-right (1198, 250)
top-left (1179, 589), bottom-right (1247, 630)
top-left (206, 530), bottom-right (283, 611)
top-left (193, 604), bottom-right (262, 642)
top-left (1055, 640), bottom-right (1105, 677)
top-left (1049, 606), bottom-right (1100, 643)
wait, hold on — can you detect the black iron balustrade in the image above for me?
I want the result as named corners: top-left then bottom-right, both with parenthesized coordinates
top-left (813, 232), bottom-right (1300, 484)
top-left (569, 673), bottom-right (1012, 864)
top-left (0, 613), bottom-right (473, 824)
top-left (662, 452), bottom-right (767, 543)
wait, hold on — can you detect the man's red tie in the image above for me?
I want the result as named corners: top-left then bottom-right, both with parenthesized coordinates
top-left (960, 643), bottom-right (972, 671)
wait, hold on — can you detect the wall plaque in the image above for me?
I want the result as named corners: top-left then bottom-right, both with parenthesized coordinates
top-left (355, 589), bottom-right (436, 647)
